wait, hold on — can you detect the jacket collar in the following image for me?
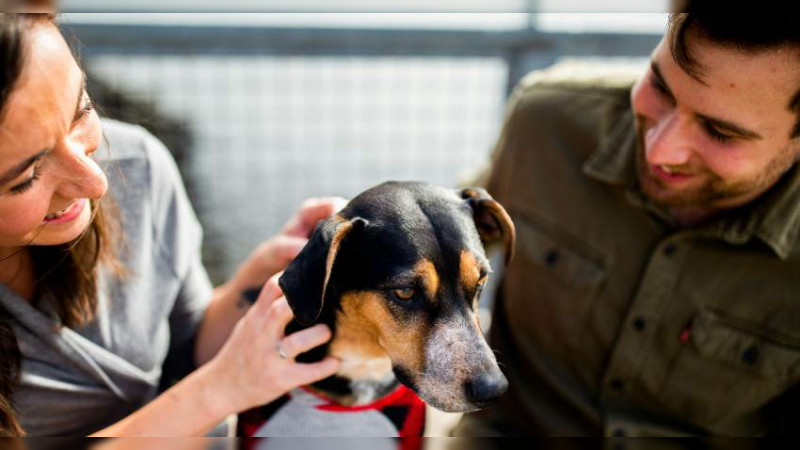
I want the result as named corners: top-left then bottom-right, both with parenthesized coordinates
top-left (582, 105), bottom-right (800, 260)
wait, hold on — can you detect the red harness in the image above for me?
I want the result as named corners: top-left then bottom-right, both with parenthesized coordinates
top-left (239, 384), bottom-right (425, 449)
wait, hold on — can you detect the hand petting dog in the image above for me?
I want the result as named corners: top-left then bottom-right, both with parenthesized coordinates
top-left (206, 272), bottom-right (340, 416)
top-left (200, 197), bottom-right (348, 415)
top-left (194, 197), bottom-right (348, 366)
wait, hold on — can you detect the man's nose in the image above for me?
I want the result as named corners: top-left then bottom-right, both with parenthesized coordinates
top-left (644, 112), bottom-right (694, 167)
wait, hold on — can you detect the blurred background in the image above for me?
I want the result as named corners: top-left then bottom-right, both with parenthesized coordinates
top-left (57, 7), bottom-right (666, 285)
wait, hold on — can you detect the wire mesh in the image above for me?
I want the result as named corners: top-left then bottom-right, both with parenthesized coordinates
top-left (86, 54), bottom-right (508, 282)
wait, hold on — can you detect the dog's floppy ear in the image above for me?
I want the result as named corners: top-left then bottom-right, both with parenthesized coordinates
top-left (279, 215), bottom-right (366, 325)
top-left (460, 187), bottom-right (516, 265)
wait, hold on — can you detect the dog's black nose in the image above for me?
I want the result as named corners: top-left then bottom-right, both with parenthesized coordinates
top-left (464, 373), bottom-right (509, 407)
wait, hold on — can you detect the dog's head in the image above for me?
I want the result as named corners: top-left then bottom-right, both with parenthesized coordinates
top-left (279, 181), bottom-right (514, 412)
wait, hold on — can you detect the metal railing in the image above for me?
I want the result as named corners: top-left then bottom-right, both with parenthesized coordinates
top-left (64, 22), bottom-right (660, 282)
top-left (67, 23), bottom-right (660, 91)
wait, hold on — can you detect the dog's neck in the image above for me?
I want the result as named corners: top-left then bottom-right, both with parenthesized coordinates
top-left (305, 306), bottom-right (399, 406)
top-left (321, 339), bottom-right (397, 405)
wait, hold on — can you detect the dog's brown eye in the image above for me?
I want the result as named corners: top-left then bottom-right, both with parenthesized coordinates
top-left (393, 288), bottom-right (416, 301)
top-left (475, 277), bottom-right (488, 297)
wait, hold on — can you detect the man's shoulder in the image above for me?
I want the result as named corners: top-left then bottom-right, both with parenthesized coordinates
top-left (485, 61), bottom-right (642, 197)
top-left (509, 60), bottom-right (644, 120)
top-left (517, 59), bottom-right (645, 95)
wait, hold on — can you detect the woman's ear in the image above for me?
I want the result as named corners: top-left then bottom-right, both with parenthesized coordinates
top-left (278, 216), bottom-right (367, 325)
top-left (460, 187), bottom-right (516, 266)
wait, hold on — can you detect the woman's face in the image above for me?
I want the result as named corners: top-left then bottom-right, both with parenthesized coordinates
top-left (0, 21), bottom-right (107, 251)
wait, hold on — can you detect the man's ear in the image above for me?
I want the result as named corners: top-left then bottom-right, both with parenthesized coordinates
top-left (460, 187), bottom-right (516, 265)
top-left (279, 216), bottom-right (367, 325)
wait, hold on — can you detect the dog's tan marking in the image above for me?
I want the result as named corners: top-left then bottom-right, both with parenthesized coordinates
top-left (329, 294), bottom-right (392, 381)
top-left (414, 258), bottom-right (440, 302)
top-left (460, 250), bottom-right (481, 290)
top-left (321, 215), bottom-right (353, 303)
top-left (335, 291), bottom-right (428, 380)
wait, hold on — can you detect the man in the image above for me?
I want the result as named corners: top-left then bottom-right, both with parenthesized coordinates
top-left (455, 12), bottom-right (800, 437)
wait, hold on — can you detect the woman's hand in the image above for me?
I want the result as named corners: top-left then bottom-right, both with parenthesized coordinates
top-left (94, 274), bottom-right (339, 437)
top-left (229, 197), bottom-right (348, 293)
top-left (280, 197), bottom-right (349, 238)
top-left (206, 274), bottom-right (340, 415)
top-left (195, 197), bottom-right (348, 367)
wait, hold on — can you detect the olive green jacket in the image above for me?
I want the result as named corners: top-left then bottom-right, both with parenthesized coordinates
top-left (458, 63), bottom-right (800, 437)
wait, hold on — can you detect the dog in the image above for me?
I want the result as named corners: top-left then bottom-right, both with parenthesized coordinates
top-left (238, 181), bottom-right (515, 441)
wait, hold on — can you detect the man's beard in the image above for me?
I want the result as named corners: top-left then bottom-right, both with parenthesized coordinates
top-left (635, 120), bottom-right (798, 210)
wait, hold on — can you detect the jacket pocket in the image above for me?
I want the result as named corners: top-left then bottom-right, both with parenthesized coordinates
top-left (514, 211), bottom-right (607, 288)
top-left (691, 309), bottom-right (800, 379)
top-left (501, 210), bottom-right (608, 354)
top-left (661, 308), bottom-right (800, 429)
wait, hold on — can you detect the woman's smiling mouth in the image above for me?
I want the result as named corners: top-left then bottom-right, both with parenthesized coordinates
top-left (42, 199), bottom-right (86, 225)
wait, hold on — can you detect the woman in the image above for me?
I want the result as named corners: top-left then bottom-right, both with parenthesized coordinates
top-left (0, 12), bottom-right (340, 436)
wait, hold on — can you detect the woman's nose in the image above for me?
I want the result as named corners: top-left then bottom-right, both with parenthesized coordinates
top-left (53, 138), bottom-right (108, 200)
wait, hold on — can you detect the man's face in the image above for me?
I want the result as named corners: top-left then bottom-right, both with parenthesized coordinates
top-left (631, 34), bottom-right (800, 215)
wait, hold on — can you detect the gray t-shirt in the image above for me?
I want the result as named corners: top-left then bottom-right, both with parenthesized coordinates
top-left (0, 119), bottom-right (213, 436)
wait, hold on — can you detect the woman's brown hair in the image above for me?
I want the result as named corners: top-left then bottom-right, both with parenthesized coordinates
top-left (0, 13), bottom-right (122, 436)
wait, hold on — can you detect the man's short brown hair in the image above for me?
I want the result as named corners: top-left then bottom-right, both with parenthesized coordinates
top-left (667, 12), bottom-right (800, 137)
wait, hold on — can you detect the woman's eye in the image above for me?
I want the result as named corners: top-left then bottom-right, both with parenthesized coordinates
top-left (74, 99), bottom-right (95, 124)
top-left (8, 168), bottom-right (41, 195)
top-left (392, 288), bottom-right (416, 301)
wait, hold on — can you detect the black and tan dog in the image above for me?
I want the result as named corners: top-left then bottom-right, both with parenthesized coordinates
top-left (239, 181), bottom-right (515, 438)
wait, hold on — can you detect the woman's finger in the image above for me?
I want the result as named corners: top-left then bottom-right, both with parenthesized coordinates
top-left (282, 197), bottom-right (348, 238)
top-left (251, 273), bottom-right (284, 315)
top-left (265, 297), bottom-right (296, 340)
top-left (286, 357), bottom-right (340, 386)
top-left (269, 235), bottom-right (307, 265)
top-left (277, 324), bottom-right (333, 359)
top-left (311, 196), bottom-right (348, 215)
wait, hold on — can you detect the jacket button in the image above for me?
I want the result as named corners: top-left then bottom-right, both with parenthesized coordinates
top-left (663, 243), bottom-right (677, 256)
top-left (742, 346), bottom-right (760, 365)
top-left (633, 317), bottom-right (646, 331)
top-left (544, 249), bottom-right (559, 266)
top-left (610, 379), bottom-right (624, 392)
